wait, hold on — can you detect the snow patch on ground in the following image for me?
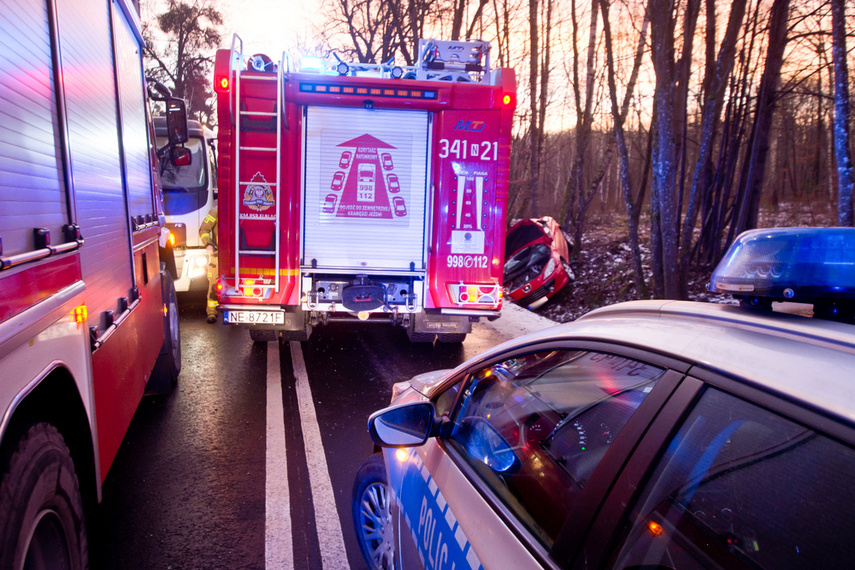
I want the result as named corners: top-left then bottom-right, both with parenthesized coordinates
top-left (477, 301), bottom-right (558, 342)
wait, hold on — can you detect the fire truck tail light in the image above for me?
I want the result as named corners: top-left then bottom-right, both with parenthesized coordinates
top-left (448, 283), bottom-right (500, 306)
top-left (71, 305), bottom-right (88, 324)
top-left (502, 94), bottom-right (513, 105)
top-left (215, 75), bottom-right (230, 92)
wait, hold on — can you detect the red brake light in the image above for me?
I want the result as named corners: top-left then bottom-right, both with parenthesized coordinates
top-left (215, 75), bottom-right (230, 92)
top-left (502, 94), bottom-right (512, 105)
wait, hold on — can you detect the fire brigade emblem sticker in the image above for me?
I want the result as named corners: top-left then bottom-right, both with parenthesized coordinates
top-left (243, 171), bottom-right (275, 211)
top-left (320, 133), bottom-right (409, 225)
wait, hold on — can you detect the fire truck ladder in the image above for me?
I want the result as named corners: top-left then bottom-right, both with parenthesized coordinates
top-left (230, 34), bottom-right (285, 293)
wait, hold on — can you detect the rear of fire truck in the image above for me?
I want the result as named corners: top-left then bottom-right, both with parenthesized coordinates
top-left (213, 37), bottom-right (516, 342)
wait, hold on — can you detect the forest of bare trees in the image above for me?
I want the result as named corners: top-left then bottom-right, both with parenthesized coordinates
top-left (320, 0), bottom-right (855, 298)
top-left (144, 0), bottom-right (855, 300)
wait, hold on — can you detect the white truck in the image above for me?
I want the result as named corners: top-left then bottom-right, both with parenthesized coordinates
top-left (154, 117), bottom-right (218, 291)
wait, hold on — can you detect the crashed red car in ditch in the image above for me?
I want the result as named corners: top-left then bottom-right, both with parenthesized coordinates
top-left (503, 216), bottom-right (574, 309)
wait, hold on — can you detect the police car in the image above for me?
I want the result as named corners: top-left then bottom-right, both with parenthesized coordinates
top-left (352, 227), bottom-right (855, 570)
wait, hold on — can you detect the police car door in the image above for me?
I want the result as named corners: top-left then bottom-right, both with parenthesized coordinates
top-left (386, 346), bottom-right (671, 569)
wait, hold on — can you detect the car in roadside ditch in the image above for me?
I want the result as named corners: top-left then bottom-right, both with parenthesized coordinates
top-left (503, 216), bottom-right (574, 310)
top-left (352, 227), bottom-right (855, 570)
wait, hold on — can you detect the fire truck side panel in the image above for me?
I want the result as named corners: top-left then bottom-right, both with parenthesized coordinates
top-left (0, 1), bottom-right (67, 258)
top-left (56, 0), bottom-right (135, 321)
top-left (1, 0), bottom-right (174, 528)
top-left (427, 109), bottom-right (504, 309)
top-left (301, 106), bottom-right (430, 272)
top-left (92, 230), bottom-right (163, 477)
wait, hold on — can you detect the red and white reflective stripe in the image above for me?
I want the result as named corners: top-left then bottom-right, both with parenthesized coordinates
top-left (0, 255), bottom-right (82, 323)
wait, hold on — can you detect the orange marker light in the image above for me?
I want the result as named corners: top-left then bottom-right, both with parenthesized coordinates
top-left (71, 305), bottom-right (88, 324)
top-left (647, 521), bottom-right (664, 536)
top-left (168, 231), bottom-right (175, 246)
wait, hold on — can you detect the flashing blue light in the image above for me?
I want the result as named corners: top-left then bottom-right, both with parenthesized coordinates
top-left (709, 228), bottom-right (855, 303)
top-left (300, 56), bottom-right (324, 73)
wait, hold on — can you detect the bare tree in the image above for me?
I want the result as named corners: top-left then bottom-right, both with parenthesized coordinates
top-left (562, 0), bottom-right (603, 252)
top-left (648, 0), bottom-right (700, 298)
top-left (600, 0), bottom-right (650, 297)
top-left (678, 0), bottom-right (747, 282)
top-left (830, 0), bottom-right (854, 225)
top-left (143, 0), bottom-right (222, 123)
top-left (732, 0), bottom-right (792, 237)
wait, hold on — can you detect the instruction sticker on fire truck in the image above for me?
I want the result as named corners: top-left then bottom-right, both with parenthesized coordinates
top-left (318, 133), bottom-right (411, 225)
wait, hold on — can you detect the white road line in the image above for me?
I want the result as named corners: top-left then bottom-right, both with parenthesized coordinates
top-left (290, 340), bottom-right (350, 570)
top-left (266, 344), bottom-right (293, 569)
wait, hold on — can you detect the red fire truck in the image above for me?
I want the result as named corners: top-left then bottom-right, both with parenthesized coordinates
top-left (0, 0), bottom-right (184, 565)
top-left (213, 37), bottom-right (516, 342)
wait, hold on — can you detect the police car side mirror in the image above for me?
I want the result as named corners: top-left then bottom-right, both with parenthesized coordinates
top-left (368, 402), bottom-right (439, 448)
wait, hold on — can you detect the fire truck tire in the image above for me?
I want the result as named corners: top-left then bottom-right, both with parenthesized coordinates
top-left (437, 333), bottom-right (467, 343)
top-left (0, 423), bottom-right (88, 570)
top-left (406, 331), bottom-right (436, 343)
top-left (148, 271), bottom-right (181, 395)
top-left (249, 329), bottom-right (279, 343)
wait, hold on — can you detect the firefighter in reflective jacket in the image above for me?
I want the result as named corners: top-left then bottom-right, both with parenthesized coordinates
top-left (200, 205), bottom-right (218, 323)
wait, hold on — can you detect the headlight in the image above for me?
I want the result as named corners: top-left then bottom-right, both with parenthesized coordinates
top-left (543, 257), bottom-right (556, 279)
top-left (187, 252), bottom-right (210, 279)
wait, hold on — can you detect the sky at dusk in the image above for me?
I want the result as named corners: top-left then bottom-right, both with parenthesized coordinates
top-left (143, 0), bottom-right (321, 60)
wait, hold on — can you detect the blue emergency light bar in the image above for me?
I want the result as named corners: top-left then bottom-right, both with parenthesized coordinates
top-left (298, 82), bottom-right (437, 100)
top-left (709, 227), bottom-right (855, 303)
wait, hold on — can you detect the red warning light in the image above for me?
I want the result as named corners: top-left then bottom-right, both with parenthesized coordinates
top-left (215, 76), bottom-right (230, 92)
top-left (502, 94), bottom-right (512, 105)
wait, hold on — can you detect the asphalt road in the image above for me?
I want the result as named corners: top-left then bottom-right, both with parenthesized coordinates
top-left (88, 291), bottom-right (554, 569)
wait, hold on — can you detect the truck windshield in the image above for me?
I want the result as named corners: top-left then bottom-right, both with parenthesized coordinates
top-left (156, 136), bottom-right (209, 215)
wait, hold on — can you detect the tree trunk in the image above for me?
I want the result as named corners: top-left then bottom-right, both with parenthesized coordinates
top-left (680, 0), bottom-right (746, 276)
top-left (648, 0), bottom-right (680, 298)
top-left (831, 0), bottom-right (854, 225)
top-left (601, 0), bottom-right (649, 298)
top-left (528, 0), bottom-right (540, 217)
top-left (733, 0), bottom-right (791, 236)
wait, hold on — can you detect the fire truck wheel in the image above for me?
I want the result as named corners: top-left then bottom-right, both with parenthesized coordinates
top-left (437, 333), bottom-right (467, 343)
top-left (148, 271), bottom-right (181, 395)
top-left (406, 330), bottom-right (436, 343)
top-left (0, 423), bottom-right (88, 570)
top-left (249, 329), bottom-right (279, 343)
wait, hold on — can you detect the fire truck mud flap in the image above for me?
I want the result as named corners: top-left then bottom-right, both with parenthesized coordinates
top-left (147, 270), bottom-right (181, 396)
top-left (407, 312), bottom-right (471, 343)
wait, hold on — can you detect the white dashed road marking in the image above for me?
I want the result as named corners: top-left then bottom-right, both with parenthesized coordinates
top-left (289, 340), bottom-right (350, 569)
top-left (265, 343), bottom-right (293, 568)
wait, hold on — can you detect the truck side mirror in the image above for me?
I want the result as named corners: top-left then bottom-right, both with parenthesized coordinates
top-left (165, 97), bottom-right (189, 145)
top-left (171, 145), bottom-right (192, 167)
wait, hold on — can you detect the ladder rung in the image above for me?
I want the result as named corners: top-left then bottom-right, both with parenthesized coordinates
top-left (240, 111), bottom-right (277, 117)
top-left (239, 74), bottom-right (277, 81)
top-left (239, 214), bottom-right (276, 220)
top-left (238, 146), bottom-right (277, 152)
top-left (238, 250), bottom-right (276, 256)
